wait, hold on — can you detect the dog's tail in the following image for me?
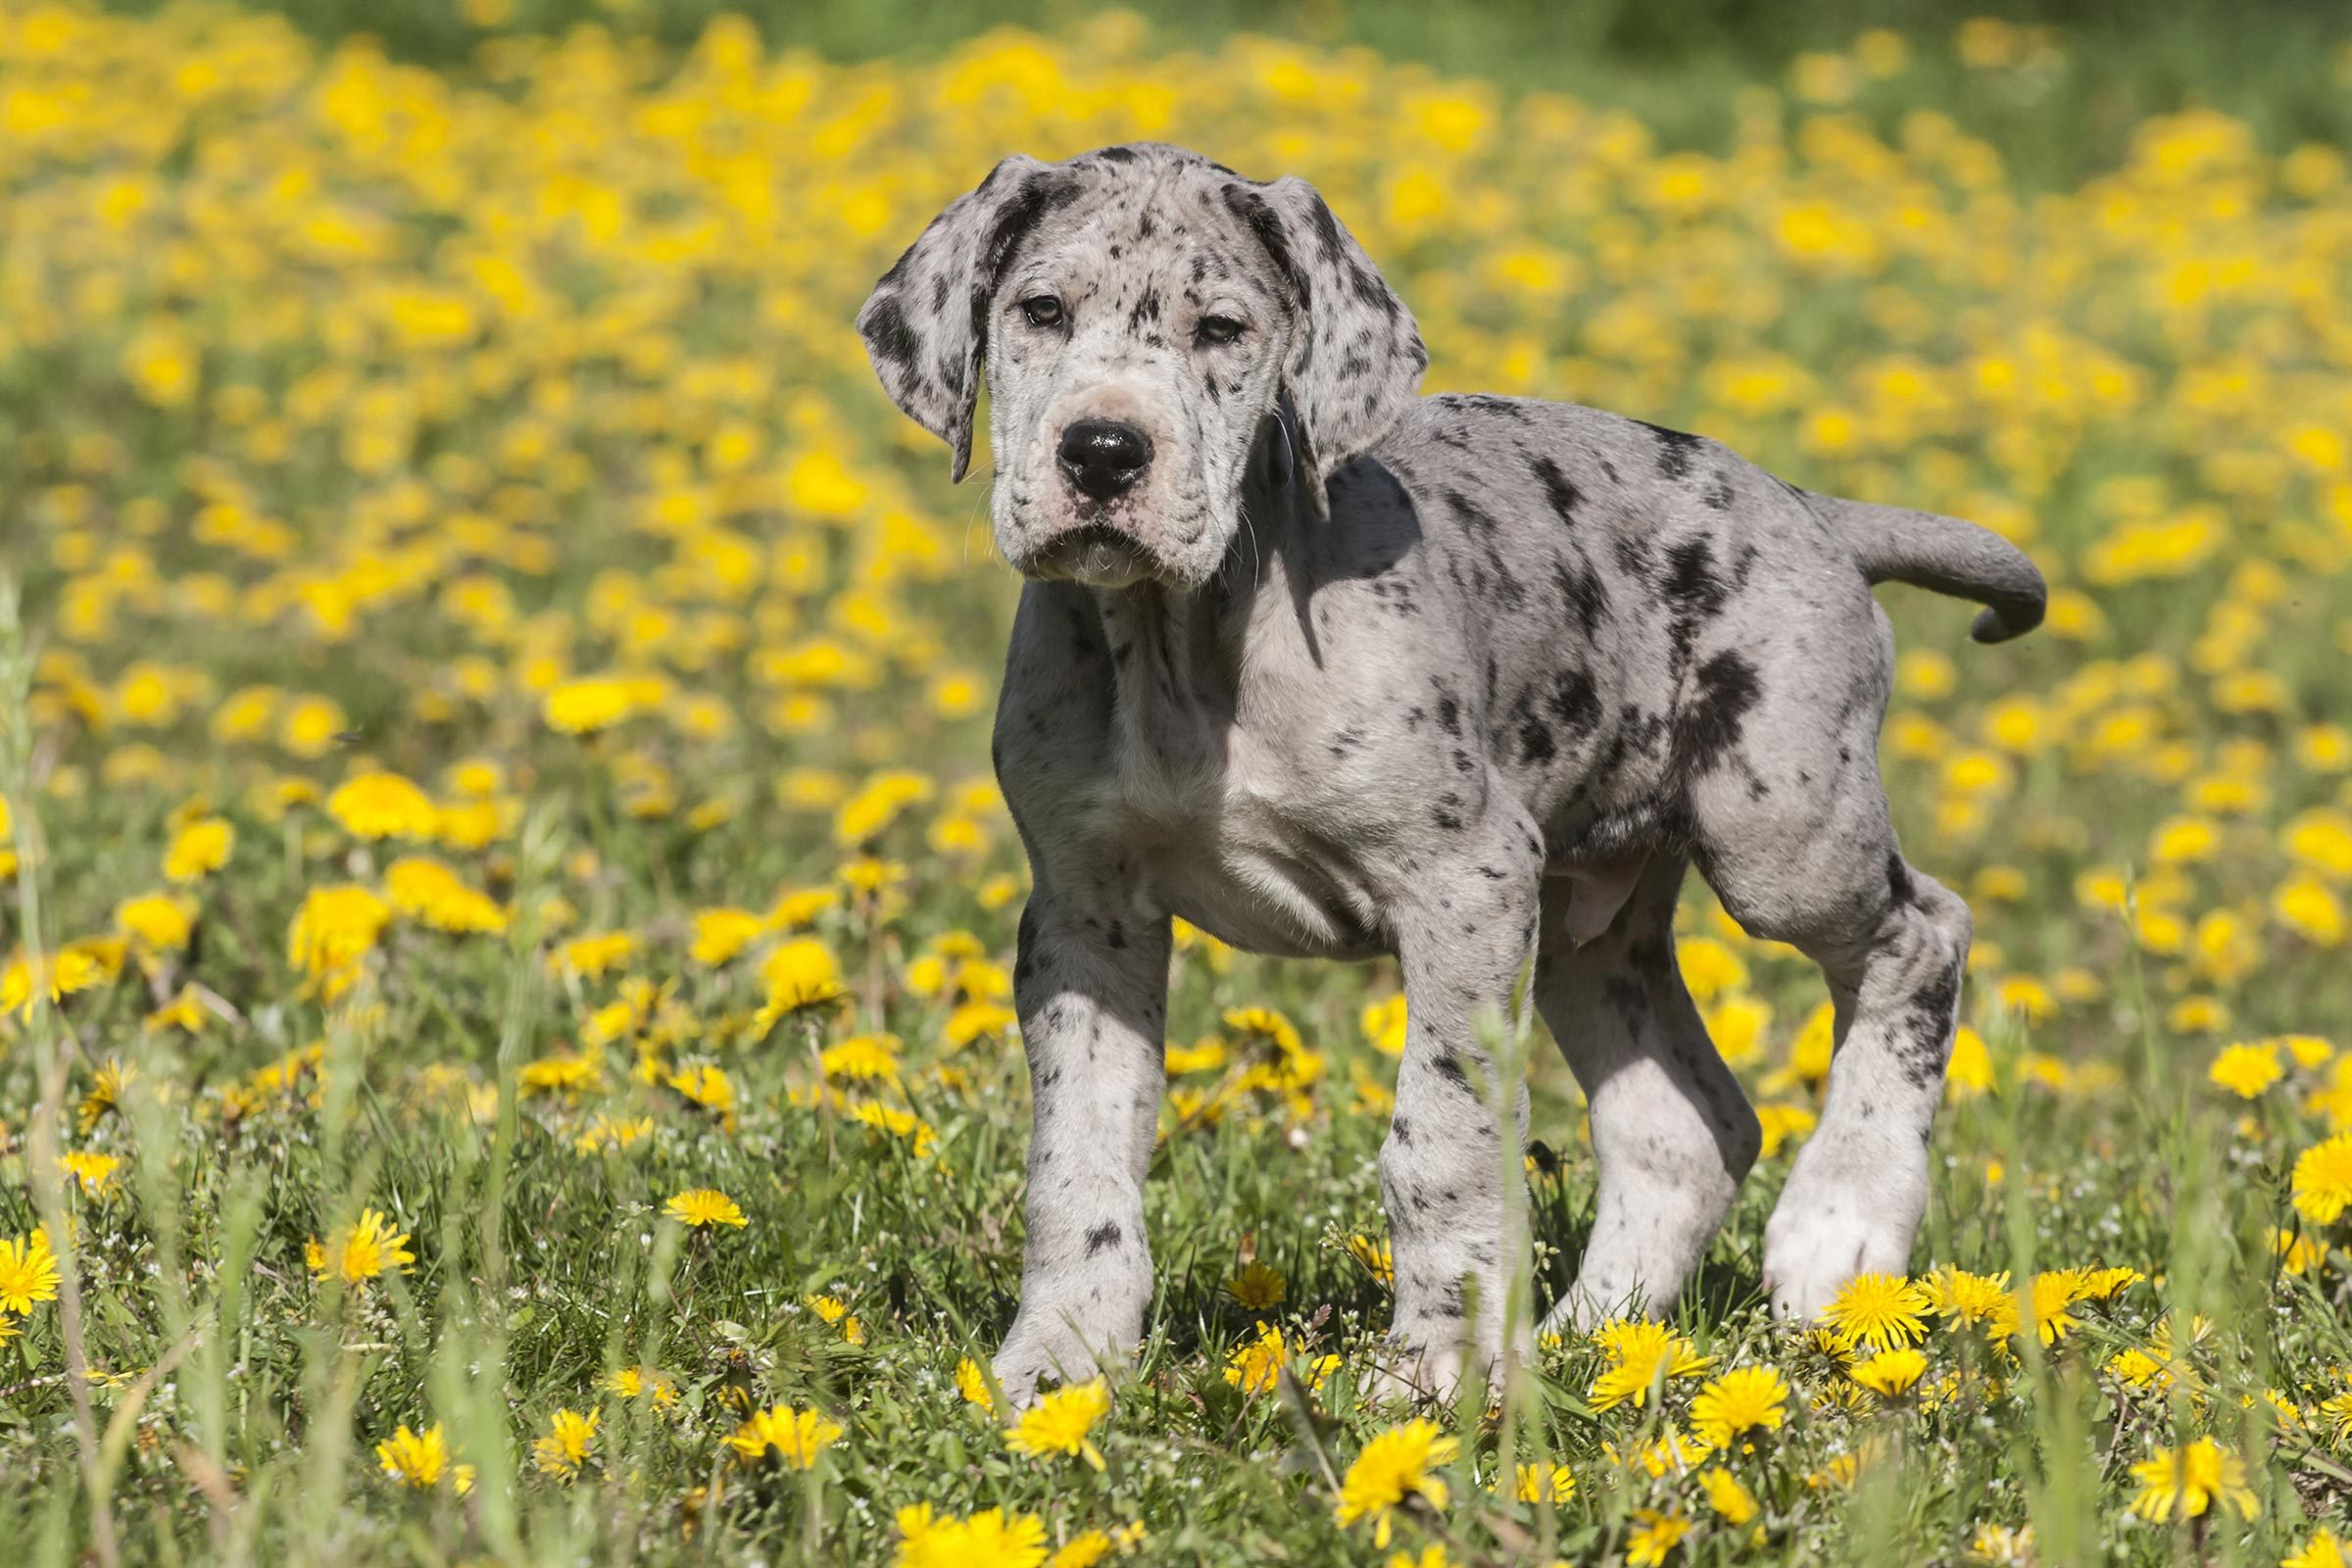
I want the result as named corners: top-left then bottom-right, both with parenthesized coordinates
top-left (1807, 492), bottom-right (2046, 645)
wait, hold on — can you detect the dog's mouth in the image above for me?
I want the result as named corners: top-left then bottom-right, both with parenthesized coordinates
top-left (1018, 522), bottom-right (1162, 588)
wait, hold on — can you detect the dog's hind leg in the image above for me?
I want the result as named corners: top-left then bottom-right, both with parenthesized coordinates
top-left (1535, 857), bottom-right (1759, 1333)
top-left (1686, 605), bottom-right (1972, 1321)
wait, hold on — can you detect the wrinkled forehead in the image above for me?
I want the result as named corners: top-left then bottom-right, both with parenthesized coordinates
top-left (1008, 168), bottom-right (1289, 317)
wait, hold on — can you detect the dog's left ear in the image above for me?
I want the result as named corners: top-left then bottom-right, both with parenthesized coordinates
top-left (857, 154), bottom-right (1074, 482)
top-left (1227, 176), bottom-right (1427, 514)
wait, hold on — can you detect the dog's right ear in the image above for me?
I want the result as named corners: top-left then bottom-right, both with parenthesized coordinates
top-left (857, 155), bottom-right (1077, 483)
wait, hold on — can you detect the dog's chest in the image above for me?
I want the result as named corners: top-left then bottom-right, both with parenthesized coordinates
top-left (1092, 695), bottom-right (1389, 961)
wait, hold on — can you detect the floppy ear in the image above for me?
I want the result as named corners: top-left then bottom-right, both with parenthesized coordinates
top-left (856, 154), bottom-right (1077, 482)
top-left (1226, 175), bottom-right (1427, 512)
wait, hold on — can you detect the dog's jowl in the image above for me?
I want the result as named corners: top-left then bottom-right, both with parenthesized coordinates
top-left (858, 142), bottom-right (2045, 1407)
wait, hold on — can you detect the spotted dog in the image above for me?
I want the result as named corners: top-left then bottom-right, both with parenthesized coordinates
top-left (858, 143), bottom-right (2044, 1407)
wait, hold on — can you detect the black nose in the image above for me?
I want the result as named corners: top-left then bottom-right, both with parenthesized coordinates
top-left (1057, 419), bottom-right (1152, 501)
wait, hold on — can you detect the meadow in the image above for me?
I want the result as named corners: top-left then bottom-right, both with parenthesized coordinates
top-left (4, 3), bottom-right (2352, 1563)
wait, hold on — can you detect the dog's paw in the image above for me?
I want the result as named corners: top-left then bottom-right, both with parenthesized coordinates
top-left (990, 1321), bottom-right (1127, 1412)
top-left (1760, 1178), bottom-right (1916, 1323)
top-left (1365, 1334), bottom-right (1467, 1408)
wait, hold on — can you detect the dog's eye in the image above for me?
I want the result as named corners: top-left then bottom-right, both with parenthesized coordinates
top-left (1196, 315), bottom-right (1245, 346)
top-left (1020, 296), bottom-right (1064, 328)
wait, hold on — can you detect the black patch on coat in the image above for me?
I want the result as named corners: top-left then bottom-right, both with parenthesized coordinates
top-left (1529, 455), bottom-right (1584, 525)
top-left (1083, 1220), bottom-right (1122, 1256)
top-left (860, 294), bottom-right (917, 369)
top-left (1222, 184), bottom-right (1308, 308)
top-left (1517, 712), bottom-right (1556, 765)
top-left (1637, 419), bottom-right (1703, 480)
top-left (1548, 666), bottom-right (1603, 737)
top-left (1551, 548), bottom-right (1610, 638)
top-left (1669, 651), bottom-right (1762, 783)
top-left (1899, 963), bottom-right (1963, 1088)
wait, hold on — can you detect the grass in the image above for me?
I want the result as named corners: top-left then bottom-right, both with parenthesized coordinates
top-left (3, 1), bottom-right (2352, 1565)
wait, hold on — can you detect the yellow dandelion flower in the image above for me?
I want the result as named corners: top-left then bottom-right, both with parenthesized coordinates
top-left (807, 1293), bottom-right (865, 1346)
top-left (305, 1209), bottom-right (416, 1286)
top-left (1334, 1418), bottom-right (1458, 1547)
top-left (531, 1407), bottom-right (598, 1481)
top-left (1688, 1364), bottom-right (1789, 1446)
top-left (1625, 1509), bottom-right (1690, 1566)
top-left (1588, 1319), bottom-right (1713, 1410)
top-left (663, 1189), bottom-right (747, 1229)
top-left (1822, 1272), bottom-right (1931, 1350)
top-left (1005, 1378), bottom-right (1111, 1470)
top-left (543, 675), bottom-right (638, 735)
top-left (116, 891), bottom-right (195, 951)
top-left (1225, 1259), bottom-right (1286, 1310)
top-left (60, 1151), bottom-right (122, 1197)
top-left (1222, 1321), bottom-right (1339, 1396)
top-left (2126, 1437), bottom-right (2258, 1523)
top-left (690, 906), bottom-right (764, 965)
top-left (376, 1424), bottom-right (473, 1494)
top-left (1925, 1266), bottom-right (2018, 1338)
top-left (2295, 1133), bottom-right (2352, 1223)
top-left (1848, 1348), bottom-right (1930, 1400)
top-left (2284, 1530), bottom-right (2351, 1568)
top-left (0, 1229), bottom-right (64, 1314)
top-left (2208, 1040), bottom-right (2284, 1098)
top-left (1511, 1462), bottom-right (1576, 1502)
top-left (1702, 1466), bottom-right (1758, 1525)
top-left (819, 1033), bottom-right (902, 1084)
top-left (955, 1356), bottom-right (996, 1413)
top-left (326, 772), bottom-right (438, 840)
top-left (164, 817), bottom-right (234, 882)
top-left (895, 1504), bottom-right (1048, 1568)
top-left (725, 1404), bottom-right (843, 1469)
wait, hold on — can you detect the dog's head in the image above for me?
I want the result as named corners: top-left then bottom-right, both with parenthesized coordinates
top-left (858, 143), bottom-right (1426, 590)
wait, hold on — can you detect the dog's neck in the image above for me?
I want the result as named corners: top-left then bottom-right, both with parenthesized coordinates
top-left (1084, 402), bottom-right (1316, 728)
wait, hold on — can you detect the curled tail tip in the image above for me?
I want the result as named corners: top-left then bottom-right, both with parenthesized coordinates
top-left (1969, 597), bottom-right (2044, 645)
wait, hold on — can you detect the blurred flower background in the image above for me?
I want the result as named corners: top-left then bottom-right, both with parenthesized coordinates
top-left (2, 0), bottom-right (2351, 1563)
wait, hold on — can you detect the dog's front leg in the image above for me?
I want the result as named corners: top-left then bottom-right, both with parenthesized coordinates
top-left (991, 888), bottom-right (1170, 1408)
top-left (1377, 823), bottom-right (1544, 1402)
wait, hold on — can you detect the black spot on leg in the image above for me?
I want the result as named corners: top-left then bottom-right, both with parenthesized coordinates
top-left (1886, 855), bottom-right (1916, 908)
top-left (1392, 1116), bottom-right (1413, 1145)
top-left (1084, 1221), bottom-right (1122, 1256)
top-left (1897, 962), bottom-right (1964, 1089)
top-left (1430, 1052), bottom-right (1471, 1092)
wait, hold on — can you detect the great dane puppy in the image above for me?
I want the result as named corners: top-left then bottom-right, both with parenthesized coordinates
top-left (858, 143), bottom-right (2043, 1406)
